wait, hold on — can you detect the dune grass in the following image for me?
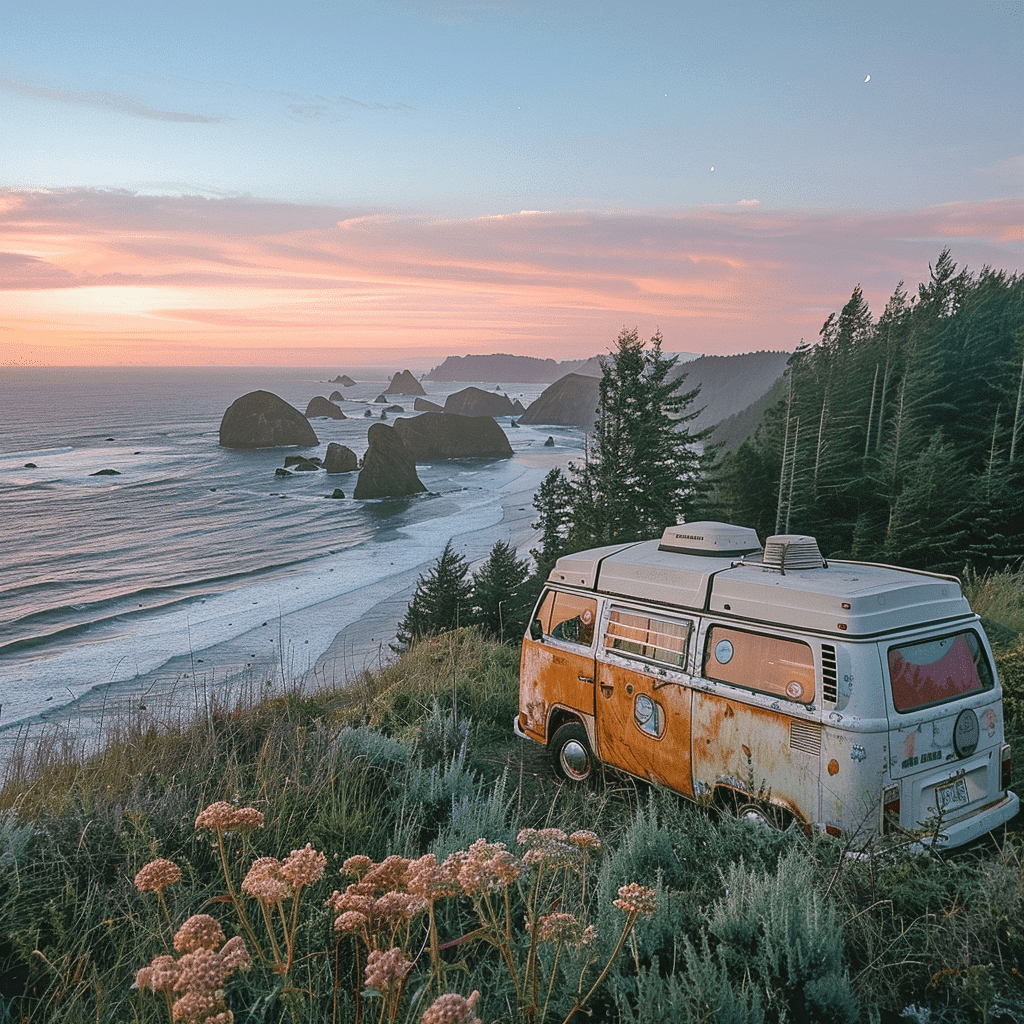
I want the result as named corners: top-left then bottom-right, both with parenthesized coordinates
top-left (0, 626), bottom-right (1022, 1023)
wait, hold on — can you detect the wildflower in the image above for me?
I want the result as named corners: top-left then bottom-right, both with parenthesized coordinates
top-left (613, 882), bottom-right (657, 919)
top-left (334, 910), bottom-right (368, 935)
top-left (241, 857), bottom-right (289, 903)
top-left (134, 858), bottom-right (182, 894)
top-left (364, 946), bottom-right (412, 993)
top-left (405, 853), bottom-right (461, 901)
top-left (568, 830), bottom-right (602, 852)
top-left (173, 915), bottom-right (226, 954)
top-left (421, 990), bottom-right (482, 1024)
top-left (342, 854), bottom-right (374, 878)
top-left (280, 843), bottom-right (326, 888)
top-left (171, 986), bottom-right (221, 1023)
top-left (374, 890), bottom-right (427, 923)
top-left (175, 946), bottom-right (227, 993)
top-left (194, 801), bottom-right (264, 833)
top-left (136, 954), bottom-right (181, 993)
top-left (363, 854), bottom-right (411, 892)
top-left (327, 889), bottom-right (374, 916)
top-left (517, 827), bottom-right (579, 869)
top-left (535, 912), bottom-right (584, 945)
top-left (218, 936), bottom-right (251, 972)
top-left (456, 839), bottom-right (521, 895)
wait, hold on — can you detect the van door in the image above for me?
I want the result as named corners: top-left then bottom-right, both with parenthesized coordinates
top-left (520, 589), bottom-right (599, 742)
top-left (884, 629), bottom-right (1003, 830)
top-left (690, 623), bottom-right (821, 825)
top-left (594, 607), bottom-right (695, 798)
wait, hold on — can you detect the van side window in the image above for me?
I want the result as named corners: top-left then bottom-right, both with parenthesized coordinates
top-left (535, 591), bottom-right (598, 647)
top-left (888, 630), bottom-right (994, 712)
top-left (604, 609), bottom-right (691, 670)
top-left (702, 626), bottom-right (815, 705)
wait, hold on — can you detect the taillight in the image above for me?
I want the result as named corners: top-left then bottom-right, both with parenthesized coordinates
top-left (883, 784), bottom-right (900, 832)
top-left (1000, 744), bottom-right (1012, 792)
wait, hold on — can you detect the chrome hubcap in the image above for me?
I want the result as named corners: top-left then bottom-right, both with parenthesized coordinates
top-left (560, 740), bottom-right (590, 780)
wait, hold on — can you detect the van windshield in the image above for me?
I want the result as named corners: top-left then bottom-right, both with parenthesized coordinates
top-left (888, 631), bottom-right (993, 713)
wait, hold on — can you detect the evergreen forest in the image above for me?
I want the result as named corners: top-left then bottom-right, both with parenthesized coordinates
top-left (707, 251), bottom-right (1024, 573)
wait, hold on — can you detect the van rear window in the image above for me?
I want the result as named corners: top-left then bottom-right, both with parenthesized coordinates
top-left (888, 631), bottom-right (993, 712)
top-left (604, 609), bottom-right (691, 669)
top-left (702, 626), bottom-right (815, 704)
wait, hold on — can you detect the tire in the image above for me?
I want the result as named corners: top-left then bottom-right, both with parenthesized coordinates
top-left (549, 722), bottom-right (595, 783)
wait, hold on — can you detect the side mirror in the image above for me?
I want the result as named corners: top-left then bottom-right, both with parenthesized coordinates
top-left (530, 619), bottom-right (543, 641)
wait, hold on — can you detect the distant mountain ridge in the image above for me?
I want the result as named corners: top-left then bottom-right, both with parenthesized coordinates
top-left (516, 350), bottom-right (791, 437)
top-left (425, 351), bottom-right (698, 383)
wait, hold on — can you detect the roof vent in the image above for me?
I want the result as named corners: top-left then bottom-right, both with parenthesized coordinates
top-left (762, 534), bottom-right (827, 572)
top-left (659, 521), bottom-right (762, 557)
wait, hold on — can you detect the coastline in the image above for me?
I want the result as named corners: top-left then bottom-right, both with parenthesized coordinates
top-left (0, 463), bottom-right (545, 769)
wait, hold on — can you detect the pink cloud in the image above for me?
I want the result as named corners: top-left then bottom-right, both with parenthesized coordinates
top-left (2, 188), bottom-right (1020, 365)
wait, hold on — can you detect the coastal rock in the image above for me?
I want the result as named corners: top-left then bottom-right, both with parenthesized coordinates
top-left (364, 409), bottom-right (373, 417)
top-left (414, 397), bottom-right (444, 412)
top-left (544, 436), bottom-right (555, 446)
top-left (219, 390), bottom-right (319, 449)
top-left (393, 412), bottom-right (513, 461)
top-left (353, 423), bottom-right (427, 499)
top-left (374, 393), bottom-right (388, 403)
top-left (329, 390), bottom-right (344, 401)
top-left (512, 399), bottom-right (526, 414)
top-left (275, 467), bottom-right (292, 477)
top-left (443, 386), bottom-right (516, 418)
top-left (324, 442), bottom-right (358, 474)
top-left (90, 468), bottom-right (121, 475)
top-left (519, 373), bottom-right (600, 430)
top-left (305, 396), bottom-right (346, 420)
top-left (283, 455), bottom-right (321, 472)
top-left (386, 404), bottom-right (405, 412)
top-left (386, 369), bottom-right (426, 396)
top-left (330, 374), bottom-right (356, 386)
top-left (329, 488), bottom-right (346, 499)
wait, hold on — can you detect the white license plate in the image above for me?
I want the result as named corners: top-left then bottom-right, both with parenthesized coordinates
top-left (935, 776), bottom-right (970, 813)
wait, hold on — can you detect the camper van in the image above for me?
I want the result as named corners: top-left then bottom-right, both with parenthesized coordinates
top-left (516, 522), bottom-right (1019, 849)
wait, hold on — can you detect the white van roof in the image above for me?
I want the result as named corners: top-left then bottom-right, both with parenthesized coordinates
top-left (546, 522), bottom-right (972, 637)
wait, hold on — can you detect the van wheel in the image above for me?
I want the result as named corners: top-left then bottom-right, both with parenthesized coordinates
top-left (549, 723), bottom-right (594, 783)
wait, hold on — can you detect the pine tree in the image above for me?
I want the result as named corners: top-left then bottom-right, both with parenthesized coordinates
top-left (393, 540), bottom-right (473, 651)
top-left (470, 540), bottom-right (532, 643)
top-left (555, 327), bottom-right (710, 549)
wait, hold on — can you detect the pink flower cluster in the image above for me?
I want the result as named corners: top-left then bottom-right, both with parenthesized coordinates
top-left (420, 990), bottom-right (482, 1024)
top-left (241, 844), bottom-right (327, 904)
top-left (134, 858), bottom-right (182, 894)
top-left (194, 802), bottom-right (264, 834)
top-left (135, 915), bottom-right (251, 1023)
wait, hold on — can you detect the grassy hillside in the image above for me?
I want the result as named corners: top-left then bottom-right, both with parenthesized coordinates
top-left (1, 609), bottom-right (1022, 1023)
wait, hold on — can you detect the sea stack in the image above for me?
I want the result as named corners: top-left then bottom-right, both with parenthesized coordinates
top-left (353, 423), bottom-right (427, 498)
top-left (218, 391), bottom-right (319, 449)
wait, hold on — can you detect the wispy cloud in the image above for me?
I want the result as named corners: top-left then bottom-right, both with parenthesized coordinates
top-left (0, 74), bottom-right (229, 123)
top-left (2, 188), bottom-right (1021, 364)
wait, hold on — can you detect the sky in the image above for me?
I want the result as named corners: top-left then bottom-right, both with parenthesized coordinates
top-left (1, 0), bottom-right (1022, 369)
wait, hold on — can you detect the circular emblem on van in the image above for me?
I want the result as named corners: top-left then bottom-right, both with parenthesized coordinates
top-left (714, 639), bottom-right (734, 665)
top-left (634, 694), bottom-right (655, 725)
top-left (953, 708), bottom-right (979, 758)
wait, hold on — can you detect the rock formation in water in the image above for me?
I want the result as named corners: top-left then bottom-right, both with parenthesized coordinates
top-left (385, 369), bottom-right (426, 396)
top-left (414, 397), bottom-right (444, 412)
top-left (329, 390), bottom-right (344, 402)
top-left (330, 374), bottom-right (356, 386)
top-left (219, 390), bottom-right (319, 449)
top-left (518, 373), bottom-right (600, 429)
top-left (353, 423), bottom-right (427, 499)
top-left (324, 442), bottom-right (358, 474)
top-left (393, 412), bottom-right (513, 461)
top-left (305, 396), bottom-right (346, 419)
top-left (443, 386), bottom-right (516, 418)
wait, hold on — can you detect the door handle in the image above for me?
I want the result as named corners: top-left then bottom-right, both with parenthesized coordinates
top-left (578, 674), bottom-right (594, 684)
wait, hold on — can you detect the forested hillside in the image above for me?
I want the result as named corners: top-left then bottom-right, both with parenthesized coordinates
top-left (706, 251), bottom-right (1024, 573)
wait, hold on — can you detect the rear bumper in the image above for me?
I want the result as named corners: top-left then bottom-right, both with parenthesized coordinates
top-left (926, 790), bottom-right (1020, 850)
top-left (513, 714), bottom-right (530, 741)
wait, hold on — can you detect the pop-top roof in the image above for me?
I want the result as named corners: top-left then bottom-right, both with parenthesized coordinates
top-left (546, 522), bottom-right (972, 636)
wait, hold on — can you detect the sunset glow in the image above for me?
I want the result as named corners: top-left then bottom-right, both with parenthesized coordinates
top-left (2, 1), bottom-right (1021, 367)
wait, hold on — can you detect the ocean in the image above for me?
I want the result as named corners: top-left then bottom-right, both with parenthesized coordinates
top-left (0, 366), bottom-right (582, 759)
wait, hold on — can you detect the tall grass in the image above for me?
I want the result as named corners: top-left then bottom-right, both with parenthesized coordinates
top-left (0, 626), bottom-right (1022, 1023)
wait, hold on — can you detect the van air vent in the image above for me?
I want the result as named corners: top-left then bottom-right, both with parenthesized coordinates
top-left (790, 720), bottom-right (822, 756)
top-left (762, 534), bottom-right (827, 571)
top-left (821, 644), bottom-right (838, 704)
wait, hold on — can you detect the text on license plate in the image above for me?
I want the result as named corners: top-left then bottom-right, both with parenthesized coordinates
top-left (935, 777), bottom-right (970, 813)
